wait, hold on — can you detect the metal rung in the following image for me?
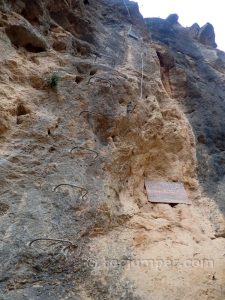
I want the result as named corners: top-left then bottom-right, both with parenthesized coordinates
top-left (28, 238), bottom-right (75, 247)
top-left (52, 184), bottom-right (88, 200)
top-left (128, 32), bottom-right (139, 40)
top-left (88, 76), bottom-right (112, 87)
top-left (70, 146), bottom-right (99, 160)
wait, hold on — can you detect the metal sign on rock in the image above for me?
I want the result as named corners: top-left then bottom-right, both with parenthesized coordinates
top-left (145, 180), bottom-right (191, 204)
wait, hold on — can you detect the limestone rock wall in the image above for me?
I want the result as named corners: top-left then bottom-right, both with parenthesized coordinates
top-left (0, 1), bottom-right (225, 299)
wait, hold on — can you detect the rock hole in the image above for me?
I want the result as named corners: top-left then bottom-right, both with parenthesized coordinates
top-left (90, 69), bottom-right (97, 76)
top-left (119, 98), bottom-right (126, 104)
top-left (17, 103), bottom-right (30, 116)
top-left (197, 135), bottom-right (206, 144)
top-left (49, 146), bottom-right (56, 152)
top-left (169, 203), bottom-right (178, 208)
top-left (77, 46), bottom-right (82, 54)
top-left (75, 76), bottom-right (84, 84)
top-left (48, 129), bottom-right (51, 135)
top-left (77, 46), bottom-right (90, 56)
top-left (84, 0), bottom-right (89, 4)
top-left (24, 43), bottom-right (45, 53)
top-left (5, 25), bottom-right (46, 53)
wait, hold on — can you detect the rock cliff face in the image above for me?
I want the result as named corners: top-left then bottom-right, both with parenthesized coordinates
top-left (0, 1), bottom-right (225, 299)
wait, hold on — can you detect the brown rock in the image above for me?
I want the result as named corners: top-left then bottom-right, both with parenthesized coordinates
top-left (5, 24), bottom-right (47, 52)
top-left (0, 1), bottom-right (224, 299)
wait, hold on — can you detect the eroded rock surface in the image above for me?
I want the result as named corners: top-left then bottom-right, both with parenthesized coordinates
top-left (198, 22), bottom-right (217, 48)
top-left (0, 1), bottom-right (225, 299)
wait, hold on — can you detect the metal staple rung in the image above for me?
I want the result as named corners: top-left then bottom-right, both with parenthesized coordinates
top-left (28, 238), bottom-right (76, 247)
top-left (88, 76), bottom-right (112, 87)
top-left (52, 184), bottom-right (88, 200)
top-left (70, 146), bottom-right (99, 160)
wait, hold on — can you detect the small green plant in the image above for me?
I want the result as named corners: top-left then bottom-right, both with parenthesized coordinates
top-left (47, 72), bottom-right (60, 88)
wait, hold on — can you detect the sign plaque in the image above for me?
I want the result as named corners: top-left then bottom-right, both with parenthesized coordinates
top-left (145, 180), bottom-right (191, 204)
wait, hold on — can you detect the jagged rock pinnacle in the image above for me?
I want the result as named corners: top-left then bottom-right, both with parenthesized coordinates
top-left (166, 13), bottom-right (179, 25)
top-left (198, 22), bottom-right (217, 48)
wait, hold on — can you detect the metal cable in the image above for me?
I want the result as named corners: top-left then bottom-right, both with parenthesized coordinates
top-left (140, 52), bottom-right (144, 99)
top-left (122, 0), bottom-right (131, 18)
